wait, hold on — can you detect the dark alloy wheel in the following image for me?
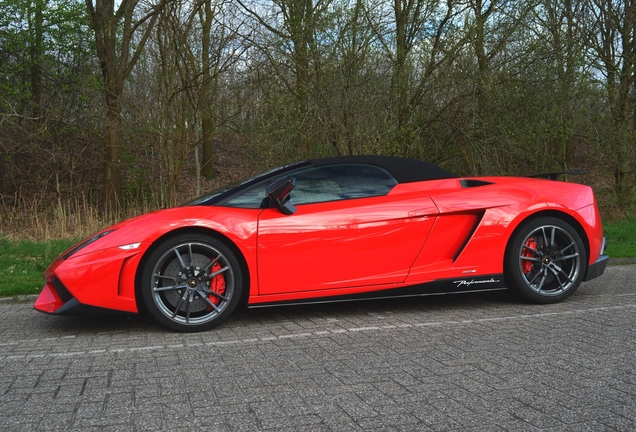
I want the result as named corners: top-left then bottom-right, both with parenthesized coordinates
top-left (505, 216), bottom-right (587, 304)
top-left (140, 233), bottom-right (243, 332)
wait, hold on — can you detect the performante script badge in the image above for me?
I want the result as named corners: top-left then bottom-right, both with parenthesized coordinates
top-left (453, 277), bottom-right (501, 287)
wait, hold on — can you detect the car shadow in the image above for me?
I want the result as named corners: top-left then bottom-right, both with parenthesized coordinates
top-left (29, 289), bottom-right (518, 335)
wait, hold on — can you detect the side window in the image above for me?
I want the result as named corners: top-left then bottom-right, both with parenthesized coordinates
top-left (292, 164), bottom-right (397, 205)
top-left (222, 163), bottom-right (397, 208)
top-left (222, 183), bottom-right (268, 208)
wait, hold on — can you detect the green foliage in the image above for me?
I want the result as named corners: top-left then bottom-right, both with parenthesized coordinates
top-left (0, 0), bottom-right (92, 110)
top-left (0, 237), bottom-right (77, 297)
top-left (604, 218), bottom-right (636, 259)
top-left (0, 0), bottom-right (100, 212)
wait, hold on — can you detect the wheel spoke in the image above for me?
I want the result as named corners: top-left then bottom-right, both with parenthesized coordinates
top-left (520, 256), bottom-right (541, 262)
top-left (528, 269), bottom-right (542, 285)
top-left (547, 265), bottom-right (565, 290)
top-left (553, 252), bottom-right (579, 262)
top-left (522, 244), bottom-right (541, 257)
top-left (171, 291), bottom-right (188, 319)
top-left (551, 263), bottom-right (574, 284)
top-left (201, 295), bottom-right (221, 313)
top-left (541, 227), bottom-right (549, 250)
top-left (153, 284), bottom-right (185, 292)
top-left (536, 268), bottom-right (548, 292)
top-left (154, 274), bottom-right (177, 282)
top-left (208, 290), bottom-right (228, 302)
top-left (204, 256), bottom-right (221, 272)
top-left (198, 285), bottom-right (229, 302)
top-left (550, 226), bottom-right (556, 247)
top-left (174, 248), bottom-right (187, 268)
top-left (188, 243), bottom-right (193, 267)
top-left (559, 242), bottom-right (576, 255)
top-left (548, 263), bottom-right (576, 291)
top-left (209, 266), bottom-right (229, 279)
top-left (184, 292), bottom-right (193, 323)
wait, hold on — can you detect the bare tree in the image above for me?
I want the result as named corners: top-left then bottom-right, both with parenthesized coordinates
top-left (361, 0), bottom-right (466, 154)
top-left (586, 0), bottom-right (636, 207)
top-left (237, 0), bottom-right (333, 155)
top-left (199, 0), bottom-right (245, 178)
top-left (200, 0), bottom-right (221, 178)
top-left (85, 0), bottom-right (166, 213)
top-left (318, 0), bottom-right (379, 155)
top-left (522, 0), bottom-right (588, 170)
top-left (391, 0), bottom-right (439, 133)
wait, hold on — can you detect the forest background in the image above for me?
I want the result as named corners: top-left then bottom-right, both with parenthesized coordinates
top-left (1, 0), bottom-right (634, 241)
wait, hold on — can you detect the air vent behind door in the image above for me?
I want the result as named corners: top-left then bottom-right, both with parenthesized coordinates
top-left (460, 179), bottom-right (493, 188)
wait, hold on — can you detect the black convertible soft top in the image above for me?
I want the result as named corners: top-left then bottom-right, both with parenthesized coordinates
top-left (309, 155), bottom-right (459, 183)
top-left (189, 155), bottom-right (459, 206)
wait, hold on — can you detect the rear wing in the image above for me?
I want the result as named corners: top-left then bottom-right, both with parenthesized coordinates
top-left (529, 169), bottom-right (590, 181)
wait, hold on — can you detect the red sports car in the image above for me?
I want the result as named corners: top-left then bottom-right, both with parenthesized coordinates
top-left (35, 156), bottom-right (608, 331)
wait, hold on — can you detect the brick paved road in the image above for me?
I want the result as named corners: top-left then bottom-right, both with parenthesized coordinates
top-left (1, 264), bottom-right (635, 431)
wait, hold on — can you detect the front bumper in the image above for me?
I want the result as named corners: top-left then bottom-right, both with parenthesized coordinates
top-left (34, 278), bottom-right (121, 315)
top-left (33, 244), bottom-right (148, 315)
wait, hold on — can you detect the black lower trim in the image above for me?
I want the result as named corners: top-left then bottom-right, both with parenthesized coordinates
top-left (249, 274), bottom-right (506, 308)
top-left (584, 254), bottom-right (609, 282)
top-left (52, 298), bottom-right (130, 316)
top-left (51, 277), bottom-right (73, 303)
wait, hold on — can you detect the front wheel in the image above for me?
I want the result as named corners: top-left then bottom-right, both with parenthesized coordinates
top-left (505, 217), bottom-right (587, 304)
top-left (140, 233), bottom-right (243, 332)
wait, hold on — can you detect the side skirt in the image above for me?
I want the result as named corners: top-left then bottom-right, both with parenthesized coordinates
top-left (249, 274), bottom-right (506, 308)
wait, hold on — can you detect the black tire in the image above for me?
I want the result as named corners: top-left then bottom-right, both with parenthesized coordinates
top-left (140, 233), bottom-right (243, 332)
top-left (505, 216), bottom-right (587, 304)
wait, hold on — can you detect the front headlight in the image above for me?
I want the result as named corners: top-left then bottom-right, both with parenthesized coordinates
top-left (59, 230), bottom-right (116, 260)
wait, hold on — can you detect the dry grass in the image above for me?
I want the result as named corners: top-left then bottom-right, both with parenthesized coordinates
top-left (0, 145), bottom-right (265, 241)
top-left (0, 193), bottom-right (157, 241)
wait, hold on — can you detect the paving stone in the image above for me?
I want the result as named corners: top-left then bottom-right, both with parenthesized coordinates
top-left (0, 265), bottom-right (634, 430)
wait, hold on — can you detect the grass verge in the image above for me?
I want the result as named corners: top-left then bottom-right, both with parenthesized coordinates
top-left (0, 218), bottom-right (634, 298)
top-left (604, 218), bottom-right (636, 259)
top-left (0, 237), bottom-right (77, 297)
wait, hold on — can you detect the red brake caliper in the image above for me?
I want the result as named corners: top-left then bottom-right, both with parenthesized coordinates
top-left (208, 262), bottom-right (226, 307)
top-left (522, 238), bottom-right (537, 274)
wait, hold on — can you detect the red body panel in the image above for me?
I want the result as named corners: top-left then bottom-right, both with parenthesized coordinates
top-left (256, 193), bottom-right (437, 294)
top-left (37, 207), bottom-right (261, 313)
top-left (34, 175), bottom-right (606, 315)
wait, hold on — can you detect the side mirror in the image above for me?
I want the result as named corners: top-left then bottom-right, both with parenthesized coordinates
top-left (267, 177), bottom-right (297, 215)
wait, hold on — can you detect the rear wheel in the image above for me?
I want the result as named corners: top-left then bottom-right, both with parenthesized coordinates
top-left (505, 217), bottom-right (586, 304)
top-left (140, 233), bottom-right (243, 332)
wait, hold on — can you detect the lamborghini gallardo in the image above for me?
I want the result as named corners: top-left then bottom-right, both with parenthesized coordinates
top-left (34, 156), bottom-right (608, 331)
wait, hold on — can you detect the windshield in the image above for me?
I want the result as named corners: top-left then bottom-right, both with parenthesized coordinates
top-left (185, 161), bottom-right (309, 207)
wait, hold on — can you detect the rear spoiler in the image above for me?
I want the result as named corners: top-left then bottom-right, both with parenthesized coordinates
top-left (529, 169), bottom-right (590, 181)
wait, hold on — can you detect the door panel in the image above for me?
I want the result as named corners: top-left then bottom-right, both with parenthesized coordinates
top-left (257, 195), bottom-right (438, 295)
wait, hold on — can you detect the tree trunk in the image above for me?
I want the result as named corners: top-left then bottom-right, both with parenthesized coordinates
top-left (85, 0), bottom-right (163, 213)
top-left (29, 0), bottom-right (45, 120)
top-left (393, 0), bottom-right (409, 134)
top-left (104, 94), bottom-right (123, 213)
top-left (200, 0), bottom-right (215, 178)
